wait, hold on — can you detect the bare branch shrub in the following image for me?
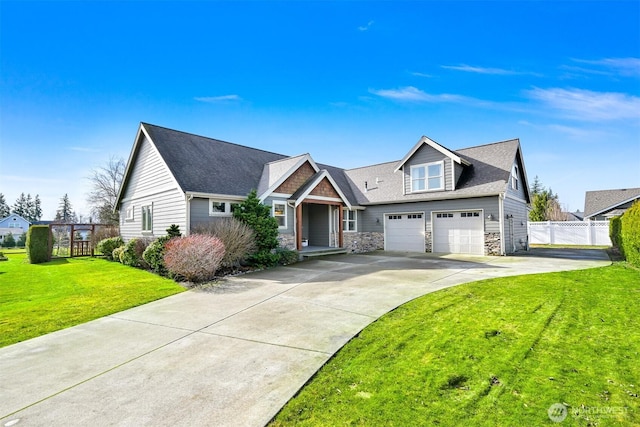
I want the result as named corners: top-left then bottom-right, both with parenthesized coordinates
top-left (163, 234), bottom-right (226, 282)
top-left (193, 218), bottom-right (255, 268)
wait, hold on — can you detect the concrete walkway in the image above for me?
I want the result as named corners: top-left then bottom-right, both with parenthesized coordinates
top-left (0, 249), bottom-right (610, 427)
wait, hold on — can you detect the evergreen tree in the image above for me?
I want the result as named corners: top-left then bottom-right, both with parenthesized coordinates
top-left (17, 233), bottom-right (27, 247)
top-left (529, 179), bottom-right (564, 221)
top-left (55, 194), bottom-right (75, 223)
top-left (2, 232), bottom-right (16, 248)
top-left (33, 195), bottom-right (43, 222)
top-left (233, 190), bottom-right (279, 267)
top-left (12, 193), bottom-right (28, 217)
top-left (0, 194), bottom-right (9, 218)
top-left (25, 194), bottom-right (34, 221)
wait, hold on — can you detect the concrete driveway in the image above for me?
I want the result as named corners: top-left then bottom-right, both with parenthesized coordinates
top-left (0, 249), bottom-right (609, 427)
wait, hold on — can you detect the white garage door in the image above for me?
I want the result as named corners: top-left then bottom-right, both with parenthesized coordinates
top-left (433, 211), bottom-right (484, 255)
top-left (384, 213), bottom-right (425, 252)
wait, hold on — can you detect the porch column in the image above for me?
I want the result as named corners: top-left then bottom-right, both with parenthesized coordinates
top-left (296, 203), bottom-right (303, 251)
top-left (338, 204), bottom-right (343, 248)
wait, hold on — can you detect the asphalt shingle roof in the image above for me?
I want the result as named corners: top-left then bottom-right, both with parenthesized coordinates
top-left (584, 187), bottom-right (640, 218)
top-left (138, 123), bottom-right (524, 207)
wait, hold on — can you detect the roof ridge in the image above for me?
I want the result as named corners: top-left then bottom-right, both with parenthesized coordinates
top-left (345, 160), bottom-right (400, 171)
top-left (456, 138), bottom-right (519, 151)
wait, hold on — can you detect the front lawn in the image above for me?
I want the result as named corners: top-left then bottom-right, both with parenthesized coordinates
top-left (0, 251), bottom-right (185, 347)
top-left (271, 264), bottom-right (639, 426)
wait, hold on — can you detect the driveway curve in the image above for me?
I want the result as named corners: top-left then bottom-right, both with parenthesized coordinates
top-left (0, 249), bottom-right (609, 427)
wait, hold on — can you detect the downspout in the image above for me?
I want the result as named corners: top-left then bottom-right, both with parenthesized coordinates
top-left (185, 193), bottom-right (193, 236)
top-left (499, 193), bottom-right (505, 256)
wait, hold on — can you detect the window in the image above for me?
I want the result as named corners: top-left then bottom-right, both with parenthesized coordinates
top-left (512, 165), bottom-right (519, 190)
top-left (272, 201), bottom-right (287, 228)
top-left (436, 213), bottom-right (453, 218)
top-left (125, 206), bottom-right (134, 221)
top-left (209, 200), bottom-right (233, 216)
top-left (388, 215), bottom-right (402, 220)
top-left (343, 209), bottom-right (357, 232)
top-left (141, 205), bottom-right (153, 232)
top-left (461, 212), bottom-right (480, 218)
top-left (411, 161), bottom-right (444, 192)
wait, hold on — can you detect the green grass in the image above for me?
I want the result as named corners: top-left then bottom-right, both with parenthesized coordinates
top-left (271, 264), bottom-right (640, 426)
top-left (0, 251), bottom-right (185, 347)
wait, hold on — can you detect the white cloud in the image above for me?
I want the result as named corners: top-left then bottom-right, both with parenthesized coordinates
top-left (358, 20), bottom-right (374, 31)
top-left (369, 86), bottom-right (471, 103)
top-left (571, 57), bottom-right (640, 77)
top-left (525, 87), bottom-right (640, 121)
top-left (194, 95), bottom-right (242, 103)
top-left (409, 71), bottom-right (433, 78)
top-left (441, 64), bottom-right (542, 77)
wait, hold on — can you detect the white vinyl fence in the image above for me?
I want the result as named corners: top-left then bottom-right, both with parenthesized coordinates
top-left (528, 221), bottom-right (611, 246)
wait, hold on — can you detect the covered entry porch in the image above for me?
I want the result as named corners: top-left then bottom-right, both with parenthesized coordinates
top-left (294, 201), bottom-right (344, 252)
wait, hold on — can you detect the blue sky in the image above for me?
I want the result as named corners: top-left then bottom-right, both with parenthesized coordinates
top-left (1, 0), bottom-right (639, 219)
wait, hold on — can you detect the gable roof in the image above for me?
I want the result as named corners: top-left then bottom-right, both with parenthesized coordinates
top-left (345, 138), bottom-right (527, 205)
top-left (584, 187), bottom-right (640, 218)
top-left (394, 135), bottom-right (471, 172)
top-left (290, 170), bottom-right (353, 208)
top-left (257, 154), bottom-right (319, 199)
top-left (0, 213), bottom-right (31, 226)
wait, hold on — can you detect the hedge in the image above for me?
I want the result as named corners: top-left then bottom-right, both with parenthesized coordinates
top-left (26, 225), bottom-right (53, 264)
top-left (609, 216), bottom-right (623, 256)
top-left (620, 200), bottom-right (640, 267)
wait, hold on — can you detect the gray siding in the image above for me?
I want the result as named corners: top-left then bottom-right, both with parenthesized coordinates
top-left (403, 145), bottom-right (453, 193)
top-left (120, 136), bottom-right (185, 240)
top-left (359, 197), bottom-right (501, 234)
top-left (506, 160), bottom-right (527, 201)
top-left (503, 196), bottom-right (529, 253)
top-left (453, 162), bottom-right (464, 189)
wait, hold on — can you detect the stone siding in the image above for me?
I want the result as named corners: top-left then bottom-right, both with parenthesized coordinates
top-left (424, 231), bottom-right (432, 253)
top-left (484, 232), bottom-right (501, 255)
top-left (277, 233), bottom-right (296, 250)
top-left (344, 232), bottom-right (384, 253)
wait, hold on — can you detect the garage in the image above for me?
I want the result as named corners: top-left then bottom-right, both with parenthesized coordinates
top-left (384, 213), bottom-right (425, 252)
top-left (432, 211), bottom-right (484, 255)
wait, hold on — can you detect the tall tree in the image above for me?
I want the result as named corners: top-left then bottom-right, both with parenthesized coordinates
top-left (55, 194), bottom-right (76, 223)
top-left (529, 179), bottom-right (564, 221)
top-left (0, 194), bottom-right (9, 218)
top-left (87, 156), bottom-right (125, 225)
top-left (25, 194), bottom-right (34, 221)
top-left (33, 195), bottom-right (43, 222)
top-left (12, 193), bottom-right (28, 217)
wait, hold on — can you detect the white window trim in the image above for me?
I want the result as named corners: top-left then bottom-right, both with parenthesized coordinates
top-left (343, 209), bottom-right (357, 232)
top-left (512, 165), bottom-right (519, 190)
top-left (209, 199), bottom-right (234, 217)
top-left (141, 204), bottom-right (153, 233)
top-left (410, 160), bottom-right (444, 193)
top-left (125, 205), bottom-right (134, 221)
top-left (272, 200), bottom-right (287, 229)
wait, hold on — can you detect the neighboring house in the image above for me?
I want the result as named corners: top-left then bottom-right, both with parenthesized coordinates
top-left (584, 188), bottom-right (640, 220)
top-left (115, 123), bottom-right (531, 255)
top-left (562, 211), bottom-right (584, 221)
top-left (0, 213), bottom-right (31, 244)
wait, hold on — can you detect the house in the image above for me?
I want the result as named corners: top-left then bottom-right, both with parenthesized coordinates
top-left (584, 188), bottom-right (640, 220)
top-left (115, 123), bottom-right (531, 255)
top-left (0, 213), bottom-right (31, 244)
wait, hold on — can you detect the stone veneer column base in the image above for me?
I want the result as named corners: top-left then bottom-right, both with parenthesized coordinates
top-left (484, 232), bottom-right (501, 255)
top-left (277, 234), bottom-right (296, 251)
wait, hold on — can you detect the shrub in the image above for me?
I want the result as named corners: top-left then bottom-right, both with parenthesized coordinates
top-left (193, 218), bottom-right (256, 268)
top-left (2, 232), bottom-right (15, 248)
top-left (166, 224), bottom-right (182, 238)
top-left (233, 190), bottom-right (279, 267)
top-left (620, 200), bottom-right (640, 268)
top-left (96, 236), bottom-right (125, 260)
top-left (609, 216), bottom-right (623, 255)
top-left (120, 238), bottom-right (151, 268)
top-left (112, 245), bottom-right (126, 263)
top-left (163, 234), bottom-right (225, 282)
top-left (26, 225), bottom-right (53, 264)
top-left (0, 251), bottom-right (7, 261)
top-left (91, 225), bottom-right (120, 250)
top-left (276, 247), bottom-right (299, 265)
top-left (143, 236), bottom-right (172, 275)
top-left (17, 233), bottom-right (27, 248)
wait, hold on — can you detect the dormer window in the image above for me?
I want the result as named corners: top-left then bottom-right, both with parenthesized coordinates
top-left (512, 165), bottom-right (519, 190)
top-left (411, 161), bottom-right (444, 192)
